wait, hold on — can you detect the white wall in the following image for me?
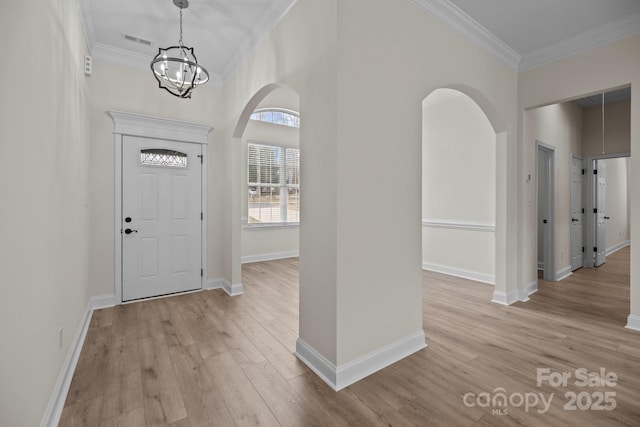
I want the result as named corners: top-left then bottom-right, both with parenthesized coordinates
top-left (222, 0), bottom-right (340, 363)
top-left (223, 0), bottom-right (518, 374)
top-left (87, 61), bottom-right (224, 297)
top-left (524, 102), bottom-right (583, 281)
top-left (519, 34), bottom-right (640, 320)
top-left (240, 88), bottom-right (300, 262)
top-left (0, 1), bottom-right (90, 425)
top-left (603, 158), bottom-right (630, 252)
top-left (422, 89), bottom-right (495, 283)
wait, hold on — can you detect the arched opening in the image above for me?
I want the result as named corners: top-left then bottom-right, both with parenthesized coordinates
top-left (422, 88), bottom-right (496, 284)
top-left (421, 85), bottom-right (510, 303)
top-left (239, 86), bottom-right (301, 264)
top-left (230, 83), bottom-right (303, 348)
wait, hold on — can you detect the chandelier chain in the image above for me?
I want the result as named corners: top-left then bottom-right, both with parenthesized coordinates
top-left (179, 7), bottom-right (184, 47)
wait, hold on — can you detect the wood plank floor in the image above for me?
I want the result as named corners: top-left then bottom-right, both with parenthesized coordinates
top-left (60, 247), bottom-right (640, 426)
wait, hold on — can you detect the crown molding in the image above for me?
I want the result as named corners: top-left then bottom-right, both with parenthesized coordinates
top-left (408, 0), bottom-right (640, 73)
top-left (519, 12), bottom-right (640, 71)
top-left (91, 43), bottom-right (225, 87)
top-left (407, 0), bottom-right (520, 70)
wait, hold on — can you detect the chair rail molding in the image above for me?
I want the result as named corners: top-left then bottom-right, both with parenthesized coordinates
top-left (422, 219), bottom-right (495, 233)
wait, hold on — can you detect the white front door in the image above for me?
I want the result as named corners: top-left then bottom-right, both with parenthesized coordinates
top-left (122, 136), bottom-right (203, 301)
top-left (570, 156), bottom-right (584, 271)
top-left (595, 160), bottom-right (607, 267)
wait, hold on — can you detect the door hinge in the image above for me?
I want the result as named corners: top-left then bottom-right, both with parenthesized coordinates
top-left (201, 212), bottom-right (203, 220)
top-left (593, 208), bottom-right (598, 213)
top-left (594, 247), bottom-right (598, 252)
top-left (197, 154), bottom-right (203, 164)
top-left (593, 169), bottom-right (598, 175)
top-left (582, 208), bottom-right (585, 214)
top-left (582, 169), bottom-right (585, 175)
top-left (201, 268), bottom-right (204, 277)
top-left (582, 246), bottom-right (584, 253)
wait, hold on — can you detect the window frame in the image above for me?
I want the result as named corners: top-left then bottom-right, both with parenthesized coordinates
top-left (246, 141), bottom-right (300, 228)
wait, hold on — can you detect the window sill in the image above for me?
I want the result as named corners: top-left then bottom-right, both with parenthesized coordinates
top-left (242, 223), bottom-right (300, 230)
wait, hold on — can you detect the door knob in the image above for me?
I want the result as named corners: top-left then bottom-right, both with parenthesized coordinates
top-left (604, 216), bottom-right (610, 220)
top-left (124, 228), bottom-right (138, 235)
top-left (572, 218), bottom-right (579, 222)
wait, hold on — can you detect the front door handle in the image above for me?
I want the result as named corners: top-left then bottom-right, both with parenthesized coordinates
top-left (124, 228), bottom-right (138, 235)
top-left (572, 218), bottom-right (579, 222)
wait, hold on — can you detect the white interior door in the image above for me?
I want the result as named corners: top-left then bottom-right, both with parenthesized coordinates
top-left (595, 160), bottom-right (607, 267)
top-left (570, 156), bottom-right (584, 271)
top-left (122, 136), bottom-right (202, 301)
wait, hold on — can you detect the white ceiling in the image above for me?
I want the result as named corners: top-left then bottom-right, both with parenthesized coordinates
top-left (81, 0), bottom-right (640, 85)
top-left (80, 0), bottom-right (295, 85)
top-left (448, 0), bottom-right (640, 56)
top-left (410, 0), bottom-right (640, 69)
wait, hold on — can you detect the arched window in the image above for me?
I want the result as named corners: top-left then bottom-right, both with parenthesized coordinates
top-left (250, 108), bottom-right (300, 128)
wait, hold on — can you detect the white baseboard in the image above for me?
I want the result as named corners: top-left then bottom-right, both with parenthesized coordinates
top-left (517, 281), bottom-right (539, 302)
top-left (295, 330), bottom-right (427, 391)
top-left (90, 294), bottom-right (116, 310)
top-left (422, 261), bottom-right (495, 285)
top-left (40, 300), bottom-right (94, 427)
top-left (555, 266), bottom-right (573, 281)
top-left (606, 240), bottom-right (630, 256)
top-left (626, 314), bottom-right (640, 332)
top-left (205, 278), bottom-right (224, 290)
top-left (527, 281), bottom-right (538, 296)
top-left (492, 290), bottom-right (519, 306)
top-left (221, 279), bottom-right (244, 296)
top-left (241, 250), bottom-right (299, 264)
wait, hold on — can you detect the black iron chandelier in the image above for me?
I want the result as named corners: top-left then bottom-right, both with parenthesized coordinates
top-left (151, 0), bottom-right (209, 98)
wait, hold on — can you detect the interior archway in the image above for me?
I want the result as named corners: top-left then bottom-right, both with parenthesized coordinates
top-left (421, 85), bottom-right (511, 303)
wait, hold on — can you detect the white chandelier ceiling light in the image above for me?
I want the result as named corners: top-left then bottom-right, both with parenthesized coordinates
top-left (150, 0), bottom-right (209, 98)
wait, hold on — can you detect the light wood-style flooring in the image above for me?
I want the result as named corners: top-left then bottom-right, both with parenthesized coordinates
top-left (60, 247), bottom-right (640, 426)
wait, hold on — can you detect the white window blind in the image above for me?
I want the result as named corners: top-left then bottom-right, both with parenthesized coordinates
top-left (248, 143), bottom-right (300, 225)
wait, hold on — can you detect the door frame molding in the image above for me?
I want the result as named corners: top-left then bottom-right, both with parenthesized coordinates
top-left (585, 152), bottom-right (630, 268)
top-left (536, 141), bottom-right (555, 281)
top-left (110, 111), bottom-right (212, 304)
top-left (570, 154), bottom-right (584, 271)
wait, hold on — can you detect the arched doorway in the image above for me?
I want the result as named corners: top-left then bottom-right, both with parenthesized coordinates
top-left (422, 88), bottom-right (496, 285)
top-left (421, 85), bottom-right (512, 303)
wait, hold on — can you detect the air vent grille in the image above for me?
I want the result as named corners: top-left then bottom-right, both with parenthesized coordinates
top-left (123, 34), bottom-right (152, 46)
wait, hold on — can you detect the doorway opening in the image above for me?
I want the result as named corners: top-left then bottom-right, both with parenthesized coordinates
top-left (537, 142), bottom-right (555, 281)
top-left (422, 88), bottom-right (498, 297)
top-left (525, 85), bottom-right (632, 328)
top-left (585, 155), bottom-right (631, 268)
top-left (239, 86), bottom-right (301, 265)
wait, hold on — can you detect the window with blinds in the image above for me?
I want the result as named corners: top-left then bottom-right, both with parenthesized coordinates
top-left (248, 143), bottom-right (300, 225)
